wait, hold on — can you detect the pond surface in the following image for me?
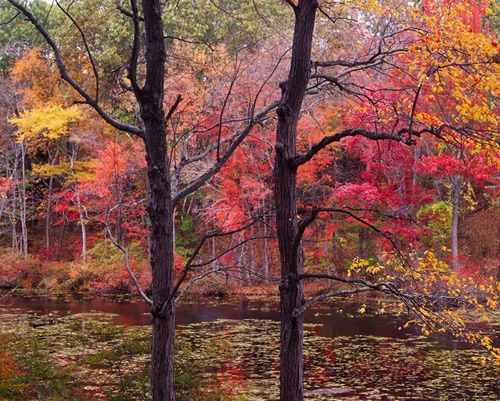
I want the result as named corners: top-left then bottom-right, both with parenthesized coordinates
top-left (1, 291), bottom-right (499, 400)
top-left (0, 290), bottom-right (417, 337)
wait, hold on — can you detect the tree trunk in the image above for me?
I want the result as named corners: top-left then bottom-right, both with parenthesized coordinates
top-left (274, 1), bottom-right (317, 401)
top-left (143, 102), bottom-right (176, 401)
top-left (45, 173), bottom-right (53, 250)
top-left (45, 148), bottom-right (59, 251)
top-left (139, 1), bottom-right (176, 400)
top-left (145, 127), bottom-right (176, 401)
top-left (75, 190), bottom-right (87, 260)
top-left (451, 174), bottom-right (461, 271)
top-left (20, 142), bottom-right (28, 260)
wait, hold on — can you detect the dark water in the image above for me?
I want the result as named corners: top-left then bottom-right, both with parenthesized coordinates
top-left (1, 291), bottom-right (499, 400)
top-left (0, 291), bottom-right (417, 339)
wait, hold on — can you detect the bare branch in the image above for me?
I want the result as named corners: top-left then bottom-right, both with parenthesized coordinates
top-left (165, 94), bottom-right (182, 124)
top-left (0, 9), bottom-right (21, 26)
top-left (115, 0), bottom-right (144, 21)
top-left (174, 266), bottom-right (228, 304)
top-left (0, 286), bottom-right (20, 303)
top-left (169, 217), bottom-right (263, 301)
top-left (295, 206), bottom-right (405, 262)
top-left (55, 0), bottom-right (100, 103)
top-left (164, 35), bottom-right (214, 51)
top-left (80, 201), bottom-right (152, 306)
top-left (105, 224), bottom-right (153, 306)
top-left (217, 58), bottom-right (241, 161)
top-left (128, 0), bottom-right (142, 94)
top-left (172, 36), bottom-right (289, 205)
top-left (292, 126), bottom-right (443, 169)
top-left (172, 99), bottom-right (279, 205)
top-left (293, 287), bottom-right (375, 316)
top-left (283, 0), bottom-right (298, 11)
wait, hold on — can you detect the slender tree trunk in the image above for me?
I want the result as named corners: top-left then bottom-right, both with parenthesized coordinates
top-left (45, 173), bottom-right (54, 250)
top-left (274, 2), bottom-right (317, 400)
top-left (451, 174), bottom-right (461, 271)
top-left (11, 152), bottom-right (19, 253)
top-left (57, 219), bottom-right (66, 259)
top-left (45, 148), bottom-right (59, 251)
top-left (75, 190), bottom-right (87, 260)
top-left (20, 142), bottom-right (28, 260)
top-left (70, 147), bottom-right (87, 260)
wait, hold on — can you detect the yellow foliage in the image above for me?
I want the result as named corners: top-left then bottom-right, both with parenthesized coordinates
top-left (10, 104), bottom-right (83, 143)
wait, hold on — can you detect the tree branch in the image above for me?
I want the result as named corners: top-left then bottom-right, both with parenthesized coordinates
top-left (127, 0), bottom-right (142, 95)
top-left (292, 126), bottom-right (441, 169)
top-left (295, 206), bottom-right (405, 261)
top-left (172, 99), bottom-right (279, 206)
top-left (293, 287), bottom-right (376, 317)
top-left (174, 266), bottom-right (229, 304)
top-left (217, 58), bottom-right (241, 161)
top-left (115, 0), bottom-right (144, 21)
top-left (165, 94), bottom-right (182, 124)
top-left (55, 0), bottom-right (100, 103)
top-left (169, 217), bottom-right (262, 302)
top-left (81, 201), bottom-right (152, 306)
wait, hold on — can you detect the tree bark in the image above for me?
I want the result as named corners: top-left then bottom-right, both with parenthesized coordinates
top-left (137, 1), bottom-right (176, 400)
top-left (273, 1), bottom-right (317, 400)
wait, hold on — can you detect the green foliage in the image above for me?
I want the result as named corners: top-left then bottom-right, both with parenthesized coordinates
top-left (163, 0), bottom-right (290, 52)
top-left (0, 0), bottom-right (53, 72)
top-left (82, 239), bottom-right (149, 293)
top-left (84, 239), bottom-right (144, 265)
top-left (176, 210), bottom-right (199, 258)
top-left (417, 201), bottom-right (453, 248)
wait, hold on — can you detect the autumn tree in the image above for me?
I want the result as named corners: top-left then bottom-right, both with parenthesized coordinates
top-left (274, 1), bottom-right (500, 400)
top-left (1, 0), bottom-right (285, 399)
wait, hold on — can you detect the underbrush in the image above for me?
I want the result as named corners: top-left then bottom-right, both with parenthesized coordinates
top-left (0, 243), bottom-right (151, 294)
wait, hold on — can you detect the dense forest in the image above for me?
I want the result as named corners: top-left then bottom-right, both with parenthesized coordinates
top-left (0, 0), bottom-right (498, 295)
top-left (0, 0), bottom-right (499, 400)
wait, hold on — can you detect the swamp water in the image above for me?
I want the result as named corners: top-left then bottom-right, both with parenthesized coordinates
top-left (0, 291), bottom-right (499, 400)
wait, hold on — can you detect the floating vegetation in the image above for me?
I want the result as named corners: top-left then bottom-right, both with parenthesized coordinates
top-left (0, 301), bottom-right (499, 400)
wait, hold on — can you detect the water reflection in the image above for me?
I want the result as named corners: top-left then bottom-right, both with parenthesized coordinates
top-left (0, 291), bottom-right (419, 339)
top-left (1, 291), bottom-right (499, 400)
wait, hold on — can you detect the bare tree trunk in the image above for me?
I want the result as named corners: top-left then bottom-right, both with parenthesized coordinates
top-left (45, 148), bottom-right (59, 251)
top-left (274, 1), bottom-right (318, 400)
top-left (260, 200), bottom-right (270, 278)
top-left (45, 173), bottom-right (54, 250)
top-left (451, 174), bottom-right (462, 271)
top-left (69, 146), bottom-right (87, 260)
top-left (75, 191), bottom-right (87, 260)
top-left (20, 142), bottom-right (28, 260)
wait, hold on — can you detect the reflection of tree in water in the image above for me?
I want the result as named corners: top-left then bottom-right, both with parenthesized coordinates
top-left (181, 319), bottom-right (500, 400)
top-left (303, 334), bottom-right (500, 400)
